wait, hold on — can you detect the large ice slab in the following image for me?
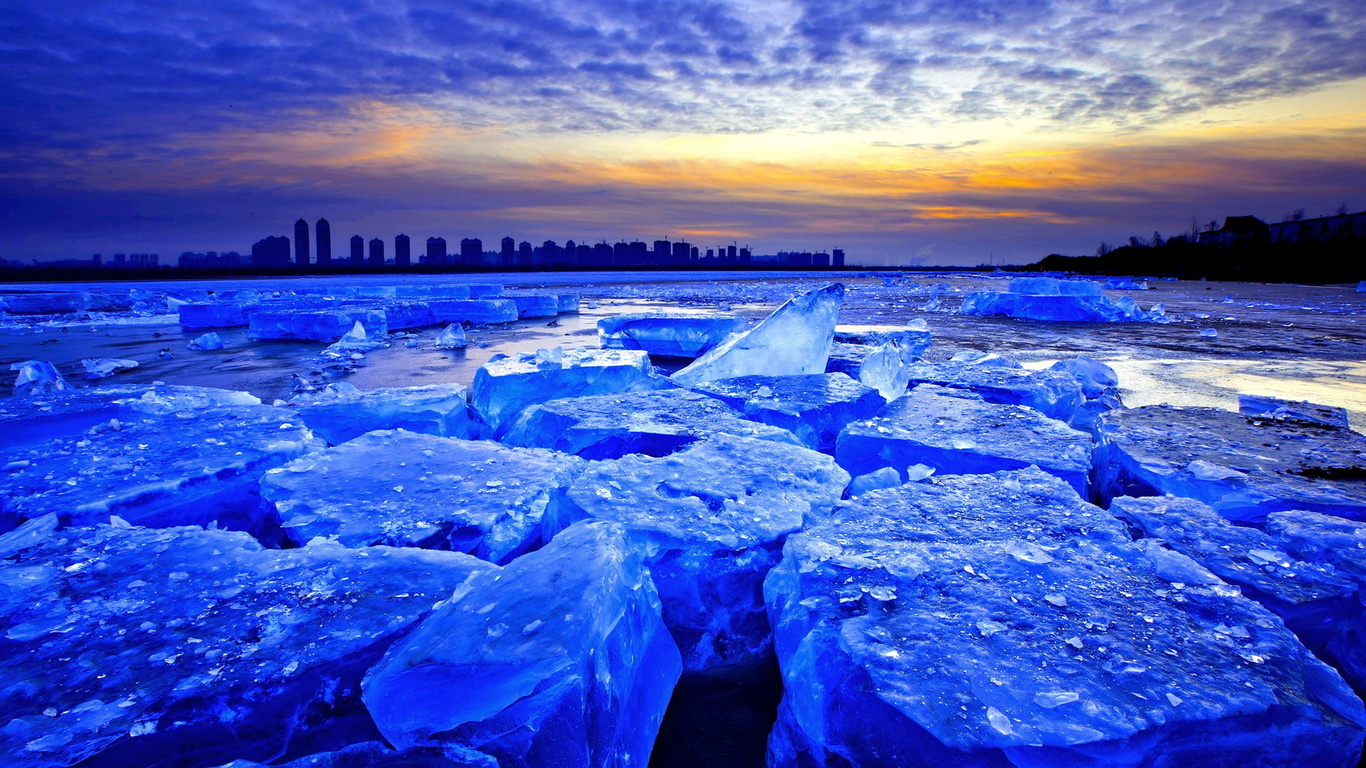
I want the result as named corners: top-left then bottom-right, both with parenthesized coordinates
top-left (765, 468), bottom-right (1366, 768)
top-left (899, 361), bottom-right (1086, 424)
top-left (287, 383), bottom-right (476, 445)
top-left (1239, 394), bottom-right (1352, 430)
top-left (470, 347), bottom-right (666, 435)
top-left (833, 323), bottom-right (932, 358)
top-left (959, 277), bottom-right (1164, 322)
top-left (2, 291), bottom-right (89, 314)
top-left (1094, 405), bottom-right (1366, 522)
top-left (362, 521), bottom-right (681, 767)
top-left (598, 313), bottom-right (748, 358)
top-left (0, 523), bottom-right (493, 768)
top-left (501, 388), bottom-right (800, 459)
top-left (0, 383), bottom-right (260, 449)
top-left (262, 430), bottom-right (581, 562)
top-left (671, 284), bottom-right (844, 387)
top-left (0, 404), bottom-right (322, 534)
top-left (381, 301), bottom-right (436, 330)
top-left (505, 293), bottom-right (559, 318)
top-left (1268, 510), bottom-right (1366, 581)
top-left (428, 299), bottom-right (518, 324)
top-left (554, 433), bottom-right (849, 670)
top-left (690, 373), bottom-right (884, 452)
top-left (248, 308), bottom-right (388, 342)
top-left (178, 301), bottom-right (253, 329)
top-left (837, 385), bottom-right (1092, 493)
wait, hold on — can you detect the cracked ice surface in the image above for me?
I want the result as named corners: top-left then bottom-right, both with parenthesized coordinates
top-left (287, 383), bottom-right (476, 446)
top-left (261, 430), bottom-right (581, 562)
top-left (900, 361), bottom-right (1087, 425)
top-left (597, 312), bottom-right (748, 358)
top-left (1094, 405), bottom-right (1366, 523)
top-left (555, 433), bottom-right (849, 670)
top-left (0, 522), bottom-right (494, 768)
top-left (765, 468), bottom-right (1366, 768)
top-left (690, 372), bottom-right (885, 453)
top-left (836, 385), bottom-right (1092, 493)
top-left (362, 521), bottom-right (681, 767)
top-left (501, 388), bottom-right (801, 459)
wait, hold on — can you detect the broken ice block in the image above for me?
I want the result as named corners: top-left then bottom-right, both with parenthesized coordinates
top-left (671, 284), bottom-right (844, 387)
top-left (958, 277), bottom-right (1162, 322)
top-left (1268, 510), bottom-right (1366, 581)
top-left (10, 360), bottom-right (72, 397)
top-left (505, 293), bottom-right (559, 318)
top-left (765, 469), bottom-right (1366, 768)
top-left (598, 313), bottom-right (748, 358)
top-left (900, 361), bottom-right (1085, 424)
top-left (470, 347), bottom-right (666, 435)
top-left (178, 301), bottom-right (253, 329)
top-left (0, 404), bottom-right (323, 533)
top-left (363, 521), bottom-right (681, 766)
top-left (691, 373), bottom-right (884, 452)
top-left (501, 388), bottom-right (801, 459)
top-left (2, 291), bottom-right (89, 314)
top-left (379, 301), bottom-right (435, 330)
top-left (556, 294), bottom-right (579, 313)
top-left (427, 298), bottom-right (518, 324)
top-left (80, 358), bottom-right (138, 379)
top-left (467, 284), bottom-right (503, 298)
top-left (555, 434), bottom-right (849, 669)
top-left (248, 309), bottom-right (388, 342)
top-left (857, 342), bottom-right (913, 402)
top-left (188, 331), bottom-right (225, 350)
top-left (1239, 394), bottom-right (1352, 429)
top-left (262, 430), bottom-right (580, 561)
top-left (1094, 405), bottom-right (1366, 522)
top-left (434, 323), bottom-right (467, 349)
top-left (288, 383), bottom-right (476, 445)
top-left (837, 385), bottom-right (1092, 493)
top-left (833, 324), bottom-right (932, 358)
top-left (0, 523), bottom-right (493, 768)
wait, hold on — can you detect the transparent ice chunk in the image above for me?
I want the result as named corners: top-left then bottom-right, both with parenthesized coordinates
top-left (598, 313), bottom-right (748, 358)
top-left (10, 360), bottom-right (73, 397)
top-left (288, 383), bottom-right (476, 445)
top-left (471, 347), bottom-right (666, 435)
top-left (691, 373), bottom-right (884, 452)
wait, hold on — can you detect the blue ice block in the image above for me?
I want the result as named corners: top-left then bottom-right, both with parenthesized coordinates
top-left (2, 292), bottom-right (89, 314)
top-left (765, 469), bottom-right (1366, 768)
top-left (958, 278), bottom-right (1165, 323)
top-left (1239, 394), bottom-right (1352, 429)
top-left (248, 309), bottom-right (388, 342)
top-left (597, 313), bottom-right (748, 358)
top-left (836, 385), bottom-right (1092, 493)
top-left (179, 301), bottom-right (254, 329)
top-left (556, 294), bottom-right (579, 313)
top-left (427, 299), bottom-right (518, 324)
top-left (554, 433), bottom-right (849, 669)
top-left (1268, 510), bottom-right (1366, 581)
top-left (0, 522), bottom-right (494, 768)
top-left (362, 521), bottom-right (681, 767)
top-left (261, 430), bottom-right (581, 562)
top-left (8, 360), bottom-right (72, 397)
top-left (833, 323), bottom-right (932, 358)
top-left (381, 301), bottom-right (436, 330)
top-left (501, 388), bottom-right (801, 459)
top-left (690, 372), bottom-right (884, 452)
top-left (504, 293), bottom-right (559, 318)
top-left (287, 383), bottom-right (476, 445)
top-left (900, 361), bottom-right (1086, 424)
top-left (1093, 405), bottom-right (1366, 523)
top-left (467, 284), bottom-right (503, 298)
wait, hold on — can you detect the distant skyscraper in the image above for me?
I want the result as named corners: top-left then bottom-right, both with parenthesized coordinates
top-left (672, 241), bottom-right (690, 263)
top-left (501, 236), bottom-right (515, 266)
top-left (395, 234), bottom-right (411, 267)
top-left (294, 219), bottom-right (309, 266)
top-left (518, 241), bottom-right (533, 266)
top-left (833, 248), bottom-right (845, 267)
top-left (460, 238), bottom-right (482, 267)
top-left (727, 244), bottom-right (737, 262)
top-left (368, 238), bottom-right (384, 265)
top-left (316, 218), bottom-right (331, 265)
top-left (252, 236), bottom-right (291, 267)
top-left (350, 235), bottom-right (364, 264)
top-left (653, 240), bottom-right (670, 263)
top-left (426, 237), bottom-right (446, 265)
top-left (739, 246), bottom-right (752, 263)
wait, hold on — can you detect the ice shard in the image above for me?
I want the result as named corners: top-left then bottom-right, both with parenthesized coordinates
top-left (80, 357), bottom-right (139, 379)
top-left (671, 284), bottom-right (844, 387)
top-left (434, 323), bottom-right (467, 349)
top-left (833, 323), bottom-right (932, 358)
top-left (287, 383), bottom-right (476, 445)
top-left (9, 360), bottom-right (72, 397)
top-left (857, 342), bottom-right (913, 402)
top-left (362, 521), bottom-right (681, 768)
top-left (690, 373), bottom-right (884, 452)
top-left (262, 430), bottom-right (581, 562)
top-left (188, 331), bottom-right (225, 351)
top-left (597, 313), bottom-right (748, 358)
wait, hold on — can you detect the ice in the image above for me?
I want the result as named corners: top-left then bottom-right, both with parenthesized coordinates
top-left (178, 302), bottom-right (253, 329)
top-left (0, 384), bottom-right (261, 449)
top-left (10, 360), bottom-right (72, 397)
top-left (597, 313), bottom-right (748, 358)
top-left (1094, 405), bottom-right (1366, 522)
top-left (0, 522), bottom-right (493, 768)
top-left (434, 323), bottom-right (467, 349)
top-left (1267, 510), bottom-right (1366, 581)
top-left (836, 385), bottom-right (1093, 493)
top-left (556, 294), bottom-right (579, 313)
top-left (248, 309), bottom-right (388, 342)
top-left (380, 301), bottom-right (435, 330)
top-left (671, 284), bottom-right (844, 387)
top-left (362, 521), bottom-right (681, 766)
top-left (1239, 394), bottom-right (1352, 429)
top-left (857, 342), bottom-right (913, 401)
top-left (287, 383), bottom-right (476, 445)
top-left (833, 323), bottom-right (933, 358)
top-left (2, 292), bottom-right (89, 314)
top-left (1008, 277), bottom-right (1105, 297)
top-left (467, 284), bottom-right (504, 298)
top-left (80, 358), bottom-right (139, 379)
top-left (501, 388), bottom-right (801, 459)
top-left (959, 277), bottom-right (1165, 322)
top-left (553, 433), bottom-right (849, 670)
top-left (426, 299), bottom-right (518, 324)
top-left (899, 361), bottom-right (1086, 424)
top-left (215, 741), bottom-right (494, 767)
top-left (0, 404), bottom-right (322, 534)
top-left (1103, 277), bottom-right (1151, 290)
top-left (188, 331), bottom-right (225, 351)
top-left (262, 430), bottom-right (580, 561)
top-left (504, 293), bottom-right (559, 318)
top-left (322, 321), bottom-right (386, 354)
top-left (765, 468), bottom-right (1366, 768)
top-left (690, 373), bottom-right (885, 452)
top-left (1050, 356), bottom-right (1125, 430)
top-left (470, 347), bottom-right (666, 435)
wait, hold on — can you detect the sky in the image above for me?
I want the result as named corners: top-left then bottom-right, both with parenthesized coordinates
top-left (1, 0), bottom-right (1364, 266)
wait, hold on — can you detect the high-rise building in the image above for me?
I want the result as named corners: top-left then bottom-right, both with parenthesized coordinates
top-left (653, 240), bottom-right (670, 263)
top-left (294, 219), bottom-right (310, 266)
top-left (672, 241), bottom-right (690, 263)
top-left (368, 238), bottom-right (384, 265)
top-left (833, 248), bottom-right (845, 267)
top-left (518, 241), bottom-right (533, 266)
top-left (501, 236), bottom-right (515, 266)
top-left (727, 244), bottom-right (738, 262)
top-left (541, 240), bottom-right (560, 266)
top-left (739, 246), bottom-right (752, 263)
top-left (395, 234), bottom-right (411, 267)
top-left (460, 238), bottom-right (482, 267)
top-left (350, 235), bottom-right (364, 264)
top-left (252, 236), bottom-right (291, 266)
top-left (316, 218), bottom-right (331, 265)
top-left (426, 237), bottom-right (447, 265)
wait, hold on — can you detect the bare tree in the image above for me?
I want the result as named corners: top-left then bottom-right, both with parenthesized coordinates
top-left (1282, 208), bottom-right (1306, 223)
top-left (1152, 231), bottom-right (1165, 247)
top-left (1337, 201), bottom-right (1349, 216)
top-left (1096, 241), bottom-right (1114, 257)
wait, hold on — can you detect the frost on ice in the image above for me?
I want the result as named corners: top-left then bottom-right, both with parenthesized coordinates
top-left (362, 521), bottom-right (681, 767)
top-left (261, 430), bottom-right (581, 563)
top-left (287, 383), bottom-right (476, 445)
top-left (765, 468), bottom-right (1366, 768)
top-left (690, 372), bottom-right (885, 453)
top-left (597, 312), bottom-right (748, 358)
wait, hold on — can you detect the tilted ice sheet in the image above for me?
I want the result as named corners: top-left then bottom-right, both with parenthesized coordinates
top-left (362, 521), bottom-right (681, 768)
top-left (597, 313), bottom-right (748, 358)
top-left (0, 522), bottom-right (494, 768)
top-left (261, 430), bottom-right (581, 563)
top-left (765, 468), bottom-right (1366, 768)
top-left (287, 383), bottom-right (476, 446)
top-left (901, 361), bottom-right (1087, 424)
top-left (690, 373), bottom-right (884, 453)
top-left (501, 388), bottom-right (801, 459)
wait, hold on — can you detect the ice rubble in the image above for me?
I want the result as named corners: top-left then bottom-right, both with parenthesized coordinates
top-left (79, 357), bottom-right (138, 379)
top-left (248, 309), bottom-right (388, 342)
top-left (833, 323), bottom-right (933, 358)
top-left (362, 521), bottom-right (681, 767)
top-left (470, 347), bottom-right (666, 435)
top-left (1239, 394), bottom-right (1352, 429)
top-left (501, 388), bottom-right (801, 459)
top-left (671, 284), bottom-right (844, 387)
top-left (9, 360), bottom-right (72, 396)
top-left (286, 383), bottom-right (476, 445)
top-left (1093, 405), bottom-right (1366, 522)
top-left (959, 277), bottom-right (1166, 322)
top-left (2, 292), bottom-right (89, 314)
top-left (837, 385), bottom-right (1093, 493)
top-left (598, 313), bottom-right (748, 358)
top-left (0, 383), bottom-right (260, 449)
top-left (0, 521), bottom-right (493, 768)
top-left (765, 468), bottom-right (1366, 768)
top-left (1267, 510), bottom-right (1366, 581)
top-left (554, 434), bottom-right (849, 670)
top-left (179, 301), bottom-right (254, 329)
top-left (899, 361), bottom-right (1087, 425)
top-left (690, 373), bottom-right (885, 453)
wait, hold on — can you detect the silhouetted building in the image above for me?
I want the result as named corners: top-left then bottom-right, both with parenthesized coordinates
top-left (739, 246), bottom-right (752, 263)
top-left (833, 248), bottom-right (845, 267)
top-left (727, 244), bottom-right (737, 262)
top-left (294, 219), bottom-right (310, 266)
top-left (518, 241), bottom-right (533, 266)
top-left (501, 236), bottom-right (515, 266)
top-left (461, 238), bottom-right (482, 267)
top-left (252, 236), bottom-right (291, 267)
top-left (316, 218), bottom-right (331, 265)
top-left (395, 234), bottom-right (411, 267)
top-left (350, 235), bottom-right (364, 264)
top-left (1268, 210), bottom-right (1366, 243)
top-left (426, 237), bottom-right (446, 265)
top-left (541, 240), bottom-right (560, 266)
top-left (672, 241), bottom-right (691, 263)
top-left (368, 238), bottom-right (385, 265)
top-left (653, 240), bottom-right (670, 263)
top-left (813, 252), bottom-right (830, 267)
top-left (179, 250), bottom-right (243, 269)
top-left (1198, 216), bottom-right (1268, 247)
top-left (593, 242), bottom-right (613, 266)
